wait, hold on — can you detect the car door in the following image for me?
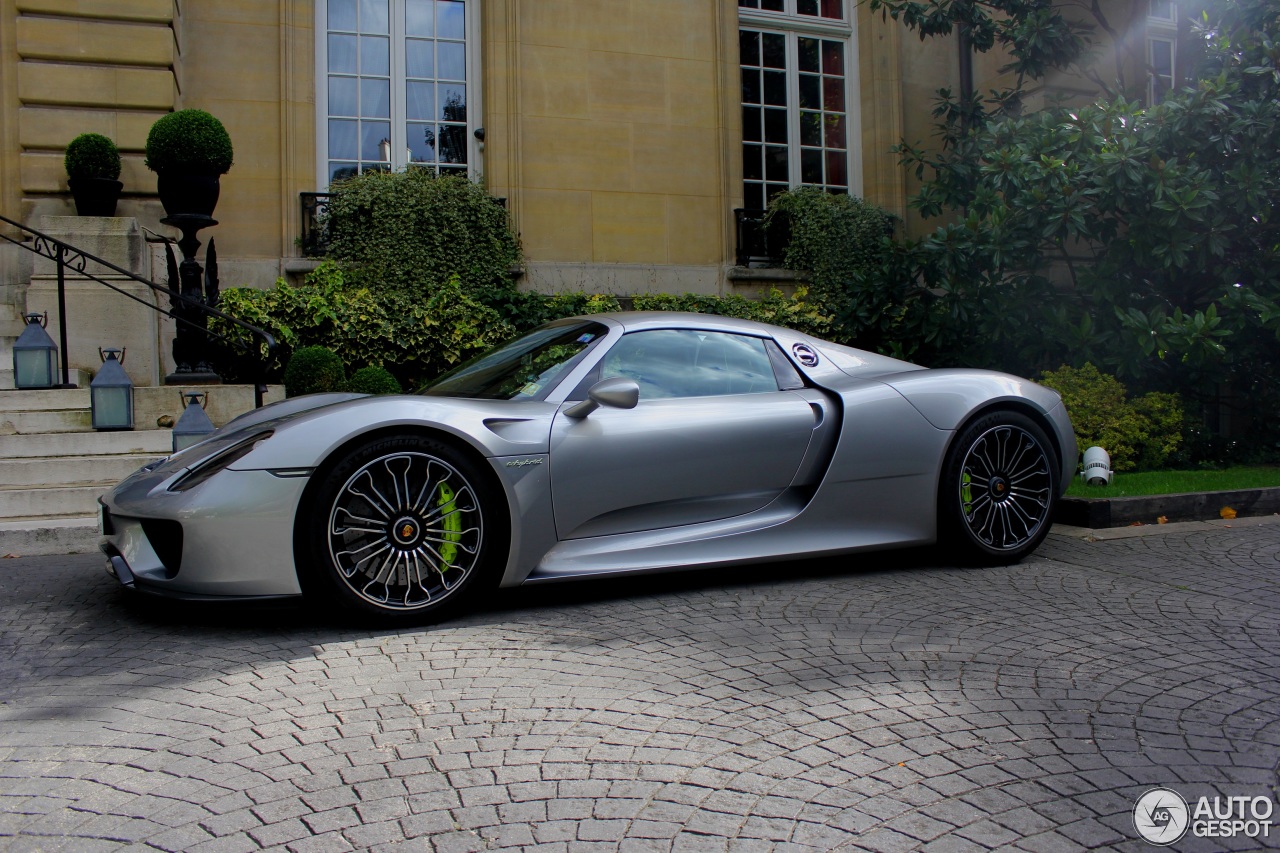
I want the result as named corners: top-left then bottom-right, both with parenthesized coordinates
top-left (548, 328), bottom-right (817, 539)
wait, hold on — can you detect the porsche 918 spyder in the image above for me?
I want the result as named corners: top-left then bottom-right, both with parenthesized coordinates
top-left (100, 312), bottom-right (1076, 621)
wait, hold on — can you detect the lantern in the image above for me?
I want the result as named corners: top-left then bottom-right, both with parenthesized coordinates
top-left (90, 348), bottom-right (134, 430)
top-left (172, 391), bottom-right (216, 451)
top-left (12, 312), bottom-right (58, 389)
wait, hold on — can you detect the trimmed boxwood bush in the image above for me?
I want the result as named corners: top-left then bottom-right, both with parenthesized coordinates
top-left (64, 133), bottom-right (121, 181)
top-left (282, 345), bottom-right (345, 398)
top-left (347, 365), bottom-right (403, 395)
top-left (144, 109), bottom-right (234, 174)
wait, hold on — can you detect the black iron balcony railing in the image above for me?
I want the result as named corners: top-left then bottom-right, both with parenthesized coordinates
top-left (300, 192), bottom-right (331, 258)
top-left (734, 208), bottom-right (790, 268)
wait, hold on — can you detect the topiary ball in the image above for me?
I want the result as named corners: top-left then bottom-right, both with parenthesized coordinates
top-left (65, 133), bottom-right (121, 181)
top-left (346, 365), bottom-right (403, 396)
top-left (282, 346), bottom-right (345, 398)
top-left (144, 109), bottom-right (234, 175)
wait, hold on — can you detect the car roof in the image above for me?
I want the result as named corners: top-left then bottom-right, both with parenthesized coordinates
top-left (586, 311), bottom-right (787, 338)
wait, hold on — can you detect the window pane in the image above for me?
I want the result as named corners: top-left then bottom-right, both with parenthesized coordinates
top-left (825, 150), bottom-right (847, 186)
top-left (762, 33), bottom-right (785, 69)
top-left (798, 74), bottom-right (820, 109)
top-left (766, 182), bottom-right (788, 202)
top-left (600, 330), bottom-right (777, 399)
top-left (743, 144), bottom-right (763, 180)
top-left (438, 42), bottom-right (466, 80)
top-left (798, 0), bottom-right (818, 15)
top-left (741, 68), bottom-right (761, 104)
top-left (361, 121), bottom-right (391, 160)
top-left (360, 78), bottom-right (390, 117)
top-left (739, 30), bottom-right (759, 66)
top-left (764, 108), bottom-right (787, 143)
top-left (438, 124), bottom-right (467, 164)
top-left (822, 40), bottom-right (844, 75)
top-left (1150, 39), bottom-right (1172, 74)
top-left (360, 35), bottom-right (389, 75)
top-left (800, 111), bottom-right (821, 146)
top-left (408, 122), bottom-right (437, 162)
top-left (359, 0), bottom-right (388, 32)
top-left (798, 38), bottom-right (819, 73)
top-left (762, 0), bottom-right (783, 10)
top-left (406, 38), bottom-right (434, 77)
top-left (821, 0), bottom-right (843, 19)
top-left (329, 119), bottom-right (359, 159)
top-left (823, 76), bottom-right (845, 111)
top-left (801, 148), bottom-right (822, 183)
top-left (330, 162), bottom-right (359, 183)
top-left (328, 34), bottom-right (358, 73)
top-left (765, 146), bottom-right (788, 181)
top-left (744, 182), bottom-right (764, 210)
top-left (437, 0), bottom-right (465, 39)
top-left (407, 81), bottom-right (435, 120)
top-left (439, 83), bottom-right (466, 121)
top-left (739, 0), bottom-right (760, 7)
top-left (742, 106), bottom-right (762, 142)
top-left (763, 70), bottom-right (787, 105)
top-left (329, 0), bottom-right (357, 31)
top-left (328, 76), bottom-right (358, 116)
top-left (407, 0), bottom-right (434, 35)
top-left (824, 112), bottom-right (847, 148)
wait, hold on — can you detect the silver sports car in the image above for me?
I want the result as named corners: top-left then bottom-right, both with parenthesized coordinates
top-left (100, 312), bottom-right (1076, 621)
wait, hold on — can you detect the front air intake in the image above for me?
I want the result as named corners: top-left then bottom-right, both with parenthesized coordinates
top-left (140, 519), bottom-right (184, 575)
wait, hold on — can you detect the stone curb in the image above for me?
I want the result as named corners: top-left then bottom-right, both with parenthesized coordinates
top-left (1054, 485), bottom-right (1280, 528)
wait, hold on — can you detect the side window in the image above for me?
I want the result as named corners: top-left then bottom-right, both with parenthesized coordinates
top-left (599, 330), bottom-right (781, 399)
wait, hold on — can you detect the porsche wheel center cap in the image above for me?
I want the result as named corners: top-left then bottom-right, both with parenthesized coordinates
top-left (391, 516), bottom-right (421, 547)
top-left (989, 476), bottom-right (1010, 501)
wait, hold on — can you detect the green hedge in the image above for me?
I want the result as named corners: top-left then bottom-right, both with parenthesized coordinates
top-left (64, 133), bottom-right (121, 181)
top-left (282, 346), bottom-right (345, 398)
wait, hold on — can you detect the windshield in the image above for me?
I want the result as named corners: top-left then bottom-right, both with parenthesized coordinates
top-left (418, 319), bottom-right (608, 400)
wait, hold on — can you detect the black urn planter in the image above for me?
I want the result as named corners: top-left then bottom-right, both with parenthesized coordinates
top-left (68, 177), bottom-right (123, 217)
top-left (157, 172), bottom-right (221, 218)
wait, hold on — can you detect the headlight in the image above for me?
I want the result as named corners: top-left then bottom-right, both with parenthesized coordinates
top-left (168, 431), bottom-right (274, 492)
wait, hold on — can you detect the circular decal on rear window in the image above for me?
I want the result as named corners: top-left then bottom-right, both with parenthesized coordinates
top-left (792, 343), bottom-right (819, 367)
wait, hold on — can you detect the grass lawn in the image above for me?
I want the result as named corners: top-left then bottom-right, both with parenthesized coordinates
top-left (1065, 465), bottom-right (1280, 498)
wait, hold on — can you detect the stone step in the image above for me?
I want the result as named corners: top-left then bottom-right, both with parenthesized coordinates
top-left (0, 484), bottom-right (105, 519)
top-left (0, 429), bottom-right (173, 459)
top-left (0, 454), bottom-right (154, 488)
top-left (0, 387), bottom-right (90, 411)
top-left (0, 408), bottom-right (93, 434)
top-left (0, 515), bottom-right (100, 557)
top-left (0, 368), bottom-right (91, 391)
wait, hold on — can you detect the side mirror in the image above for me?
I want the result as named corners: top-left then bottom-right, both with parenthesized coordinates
top-left (563, 377), bottom-right (640, 419)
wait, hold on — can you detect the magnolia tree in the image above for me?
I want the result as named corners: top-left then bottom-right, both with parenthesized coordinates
top-left (854, 0), bottom-right (1280, 450)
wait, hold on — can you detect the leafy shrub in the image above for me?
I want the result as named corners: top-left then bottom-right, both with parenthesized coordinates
top-left (322, 169), bottom-right (520, 302)
top-left (631, 289), bottom-right (833, 340)
top-left (64, 133), bottom-right (121, 181)
top-left (347, 365), bottom-right (403, 395)
top-left (144, 109), bottom-right (234, 174)
top-left (282, 346), bottom-right (345, 398)
top-left (1039, 363), bottom-right (1183, 471)
top-left (212, 263), bottom-right (516, 389)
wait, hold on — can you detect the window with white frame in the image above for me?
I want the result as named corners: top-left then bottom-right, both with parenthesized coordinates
top-left (1146, 0), bottom-right (1177, 104)
top-left (317, 0), bottom-right (479, 186)
top-left (739, 0), bottom-right (856, 210)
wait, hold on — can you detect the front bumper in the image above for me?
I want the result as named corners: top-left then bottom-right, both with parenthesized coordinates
top-left (100, 466), bottom-right (310, 599)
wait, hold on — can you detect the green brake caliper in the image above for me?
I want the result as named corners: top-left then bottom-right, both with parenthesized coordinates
top-left (961, 470), bottom-right (973, 516)
top-left (437, 482), bottom-right (462, 568)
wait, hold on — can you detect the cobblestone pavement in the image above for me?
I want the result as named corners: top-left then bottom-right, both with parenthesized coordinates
top-left (2, 521), bottom-right (1279, 852)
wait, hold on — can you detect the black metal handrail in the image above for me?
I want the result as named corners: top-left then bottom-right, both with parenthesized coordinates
top-left (300, 192), bottom-right (331, 257)
top-left (0, 213), bottom-right (276, 408)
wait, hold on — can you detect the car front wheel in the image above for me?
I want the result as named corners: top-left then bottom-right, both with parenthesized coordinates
top-left (940, 411), bottom-right (1058, 565)
top-left (304, 434), bottom-right (502, 622)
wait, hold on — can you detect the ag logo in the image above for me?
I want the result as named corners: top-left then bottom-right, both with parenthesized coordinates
top-left (1134, 788), bottom-right (1189, 845)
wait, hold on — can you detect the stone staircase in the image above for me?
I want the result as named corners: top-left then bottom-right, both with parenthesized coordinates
top-left (0, 369), bottom-right (164, 555)
top-left (0, 366), bottom-right (283, 556)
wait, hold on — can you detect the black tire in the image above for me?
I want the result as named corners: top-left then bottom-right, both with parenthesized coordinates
top-left (939, 411), bottom-right (1058, 565)
top-left (301, 433), bottom-right (505, 623)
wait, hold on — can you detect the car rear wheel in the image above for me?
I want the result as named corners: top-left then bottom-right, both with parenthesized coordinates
top-left (304, 434), bottom-right (502, 622)
top-left (940, 411), bottom-right (1058, 565)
